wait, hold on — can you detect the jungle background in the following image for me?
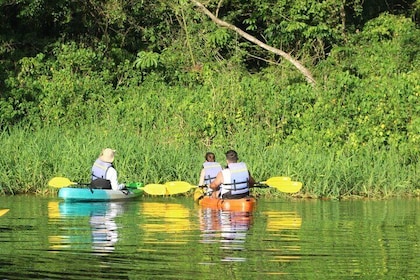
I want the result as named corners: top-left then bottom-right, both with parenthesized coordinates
top-left (0, 0), bottom-right (419, 198)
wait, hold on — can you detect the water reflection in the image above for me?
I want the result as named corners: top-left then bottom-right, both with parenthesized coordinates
top-left (199, 209), bottom-right (253, 262)
top-left (48, 201), bottom-right (125, 254)
top-left (2, 197), bottom-right (418, 278)
top-left (141, 202), bottom-right (192, 245)
top-left (263, 210), bottom-right (302, 263)
top-left (89, 203), bottom-right (123, 253)
top-left (264, 211), bottom-right (302, 231)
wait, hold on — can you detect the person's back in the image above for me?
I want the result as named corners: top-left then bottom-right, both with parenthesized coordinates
top-left (91, 148), bottom-right (125, 190)
top-left (199, 152), bottom-right (222, 186)
top-left (210, 150), bottom-right (255, 199)
top-left (91, 157), bottom-right (113, 189)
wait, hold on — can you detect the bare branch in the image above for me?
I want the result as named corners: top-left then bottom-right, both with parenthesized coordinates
top-left (190, 0), bottom-right (316, 85)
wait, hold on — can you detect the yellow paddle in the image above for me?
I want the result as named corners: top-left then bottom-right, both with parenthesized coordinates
top-left (165, 181), bottom-right (196, 195)
top-left (0, 209), bottom-right (9, 217)
top-left (262, 180), bottom-right (303, 193)
top-left (193, 188), bottom-right (206, 202)
top-left (162, 176), bottom-right (301, 195)
top-left (48, 176), bottom-right (144, 189)
top-left (143, 184), bottom-right (168, 195)
top-left (256, 176), bottom-right (302, 193)
top-left (48, 177), bottom-right (80, 188)
top-left (261, 176), bottom-right (291, 184)
top-left (255, 176), bottom-right (302, 193)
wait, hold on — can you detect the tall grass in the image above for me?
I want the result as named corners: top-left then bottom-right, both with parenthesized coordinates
top-left (289, 144), bottom-right (419, 199)
top-left (1, 57), bottom-right (419, 198)
top-left (1, 124), bottom-right (419, 198)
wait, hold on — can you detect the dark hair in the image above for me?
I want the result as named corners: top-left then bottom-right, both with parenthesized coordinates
top-left (205, 152), bottom-right (216, 162)
top-left (225, 150), bottom-right (238, 162)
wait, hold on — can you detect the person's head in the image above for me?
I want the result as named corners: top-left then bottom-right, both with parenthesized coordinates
top-left (205, 152), bottom-right (216, 162)
top-left (225, 150), bottom-right (238, 163)
top-left (99, 148), bottom-right (116, 163)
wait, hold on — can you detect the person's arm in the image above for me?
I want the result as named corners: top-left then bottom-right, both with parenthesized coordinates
top-left (248, 172), bottom-right (256, 188)
top-left (106, 167), bottom-right (124, 190)
top-left (209, 171), bottom-right (223, 190)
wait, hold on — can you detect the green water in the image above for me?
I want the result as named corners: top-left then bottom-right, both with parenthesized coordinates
top-left (0, 196), bottom-right (418, 279)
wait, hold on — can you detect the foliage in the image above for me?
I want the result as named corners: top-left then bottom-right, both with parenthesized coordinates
top-left (0, 1), bottom-right (419, 198)
top-left (292, 14), bottom-right (420, 149)
top-left (2, 42), bottom-right (121, 127)
top-left (134, 51), bottom-right (160, 70)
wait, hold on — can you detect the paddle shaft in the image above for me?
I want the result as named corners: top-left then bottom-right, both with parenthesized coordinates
top-left (162, 176), bottom-right (300, 195)
top-left (48, 177), bottom-right (141, 193)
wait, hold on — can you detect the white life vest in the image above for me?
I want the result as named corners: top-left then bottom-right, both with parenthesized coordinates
top-left (203, 162), bottom-right (222, 185)
top-left (220, 162), bottom-right (249, 197)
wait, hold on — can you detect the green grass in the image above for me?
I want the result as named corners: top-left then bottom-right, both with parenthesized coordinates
top-left (1, 124), bottom-right (419, 199)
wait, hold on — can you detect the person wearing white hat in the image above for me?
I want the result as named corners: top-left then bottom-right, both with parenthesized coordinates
top-left (91, 148), bottom-right (125, 190)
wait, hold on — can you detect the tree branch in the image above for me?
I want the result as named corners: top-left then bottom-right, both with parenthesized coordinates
top-left (190, 0), bottom-right (316, 85)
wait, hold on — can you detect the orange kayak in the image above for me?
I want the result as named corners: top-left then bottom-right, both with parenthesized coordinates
top-left (197, 195), bottom-right (256, 212)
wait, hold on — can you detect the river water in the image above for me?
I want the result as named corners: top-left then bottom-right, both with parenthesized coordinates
top-left (0, 196), bottom-right (418, 279)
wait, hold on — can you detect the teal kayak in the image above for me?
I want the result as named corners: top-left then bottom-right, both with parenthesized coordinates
top-left (58, 184), bottom-right (144, 202)
top-left (58, 202), bottom-right (118, 216)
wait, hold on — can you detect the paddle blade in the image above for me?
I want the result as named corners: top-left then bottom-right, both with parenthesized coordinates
top-left (265, 176), bottom-right (291, 184)
top-left (48, 177), bottom-right (76, 188)
top-left (165, 181), bottom-right (194, 195)
top-left (193, 188), bottom-right (205, 202)
top-left (0, 209), bottom-right (9, 217)
top-left (271, 181), bottom-right (303, 193)
top-left (143, 184), bottom-right (167, 195)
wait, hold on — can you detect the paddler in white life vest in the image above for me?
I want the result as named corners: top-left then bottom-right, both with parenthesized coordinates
top-left (198, 152), bottom-right (223, 197)
top-left (91, 148), bottom-right (125, 190)
top-left (198, 152), bottom-right (222, 186)
top-left (209, 150), bottom-right (255, 199)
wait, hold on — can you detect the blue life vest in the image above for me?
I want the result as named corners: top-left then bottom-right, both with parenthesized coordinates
top-left (91, 159), bottom-right (113, 189)
top-left (203, 162), bottom-right (222, 185)
top-left (220, 162), bottom-right (249, 197)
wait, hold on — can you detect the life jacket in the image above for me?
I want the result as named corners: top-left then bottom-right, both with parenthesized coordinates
top-left (202, 161), bottom-right (222, 185)
top-left (220, 162), bottom-right (249, 197)
top-left (91, 159), bottom-right (113, 189)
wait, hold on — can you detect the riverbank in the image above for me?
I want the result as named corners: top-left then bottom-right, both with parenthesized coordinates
top-left (1, 125), bottom-right (418, 199)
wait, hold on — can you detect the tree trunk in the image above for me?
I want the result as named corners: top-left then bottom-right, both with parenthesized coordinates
top-left (190, 0), bottom-right (316, 85)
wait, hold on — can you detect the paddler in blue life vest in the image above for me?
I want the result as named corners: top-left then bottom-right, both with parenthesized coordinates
top-left (91, 148), bottom-right (125, 190)
top-left (209, 150), bottom-right (255, 199)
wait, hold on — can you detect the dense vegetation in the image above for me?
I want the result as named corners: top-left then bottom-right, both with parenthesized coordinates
top-left (1, 0), bottom-right (419, 198)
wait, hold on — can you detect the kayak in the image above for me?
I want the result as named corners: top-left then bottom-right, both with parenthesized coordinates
top-left (199, 196), bottom-right (256, 212)
top-left (194, 188), bottom-right (256, 212)
top-left (58, 186), bottom-right (143, 202)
